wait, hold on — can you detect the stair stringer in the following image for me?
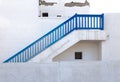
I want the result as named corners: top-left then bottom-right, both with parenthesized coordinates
top-left (28, 30), bottom-right (107, 63)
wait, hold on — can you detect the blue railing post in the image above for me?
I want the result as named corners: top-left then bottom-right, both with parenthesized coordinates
top-left (101, 13), bottom-right (104, 30)
top-left (75, 13), bottom-right (78, 30)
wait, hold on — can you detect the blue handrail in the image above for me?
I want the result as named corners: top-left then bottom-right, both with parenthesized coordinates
top-left (4, 13), bottom-right (104, 63)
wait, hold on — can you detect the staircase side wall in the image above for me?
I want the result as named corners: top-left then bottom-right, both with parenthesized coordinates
top-left (29, 30), bottom-right (106, 63)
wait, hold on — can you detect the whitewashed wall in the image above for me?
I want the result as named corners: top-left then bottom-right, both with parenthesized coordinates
top-left (0, 0), bottom-right (41, 62)
top-left (39, 0), bottom-right (89, 17)
top-left (0, 0), bottom-right (120, 63)
top-left (0, 61), bottom-right (119, 82)
top-left (53, 41), bottom-right (101, 61)
top-left (101, 13), bottom-right (120, 61)
top-left (0, 0), bottom-right (89, 62)
top-left (29, 30), bottom-right (106, 63)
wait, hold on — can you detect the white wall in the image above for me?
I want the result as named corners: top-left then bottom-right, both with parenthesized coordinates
top-left (101, 13), bottom-right (120, 61)
top-left (0, 0), bottom-right (89, 62)
top-left (0, 0), bottom-right (88, 62)
top-left (39, 0), bottom-right (89, 17)
top-left (89, 0), bottom-right (120, 13)
top-left (0, 0), bottom-right (120, 62)
top-left (53, 41), bottom-right (101, 61)
top-left (29, 30), bottom-right (106, 63)
top-left (0, 61), bottom-right (119, 82)
top-left (0, 0), bottom-right (40, 61)
top-left (0, 0), bottom-right (72, 62)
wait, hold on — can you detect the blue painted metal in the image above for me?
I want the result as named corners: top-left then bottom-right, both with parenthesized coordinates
top-left (4, 13), bottom-right (104, 63)
top-left (101, 14), bottom-right (104, 30)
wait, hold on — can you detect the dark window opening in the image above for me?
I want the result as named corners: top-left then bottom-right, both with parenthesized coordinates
top-left (57, 15), bottom-right (62, 17)
top-left (42, 13), bottom-right (48, 17)
top-left (75, 52), bottom-right (82, 59)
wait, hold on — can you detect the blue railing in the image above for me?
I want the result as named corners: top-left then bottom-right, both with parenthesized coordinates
top-left (4, 13), bottom-right (104, 63)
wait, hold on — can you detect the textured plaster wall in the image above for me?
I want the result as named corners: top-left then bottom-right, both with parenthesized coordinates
top-left (0, 0), bottom-right (120, 63)
top-left (0, 0), bottom-right (89, 62)
top-left (39, 0), bottom-right (89, 17)
top-left (0, 61), bottom-right (119, 82)
top-left (101, 13), bottom-right (120, 61)
top-left (53, 41), bottom-right (101, 61)
top-left (0, 0), bottom-right (75, 62)
top-left (29, 30), bottom-right (106, 63)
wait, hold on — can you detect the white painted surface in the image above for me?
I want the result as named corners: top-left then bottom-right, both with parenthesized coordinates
top-left (0, 0), bottom-right (89, 62)
top-left (90, 0), bottom-right (120, 13)
top-left (0, 0), bottom-right (74, 62)
top-left (0, 61), bottom-right (119, 82)
top-left (0, 63), bottom-right (59, 82)
top-left (53, 41), bottom-right (101, 62)
top-left (29, 30), bottom-right (106, 63)
top-left (101, 13), bottom-right (120, 61)
top-left (39, 0), bottom-right (89, 17)
top-left (0, 0), bottom-right (40, 62)
top-left (0, 0), bottom-right (120, 63)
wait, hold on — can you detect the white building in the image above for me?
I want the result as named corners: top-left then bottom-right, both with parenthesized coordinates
top-left (0, 0), bottom-right (120, 82)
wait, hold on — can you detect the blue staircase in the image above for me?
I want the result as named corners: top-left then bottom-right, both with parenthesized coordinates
top-left (4, 13), bottom-right (104, 63)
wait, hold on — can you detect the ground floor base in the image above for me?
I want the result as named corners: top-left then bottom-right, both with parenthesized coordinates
top-left (1, 61), bottom-right (120, 82)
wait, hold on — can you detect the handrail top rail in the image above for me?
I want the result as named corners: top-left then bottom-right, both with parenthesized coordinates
top-left (76, 13), bottom-right (104, 16)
